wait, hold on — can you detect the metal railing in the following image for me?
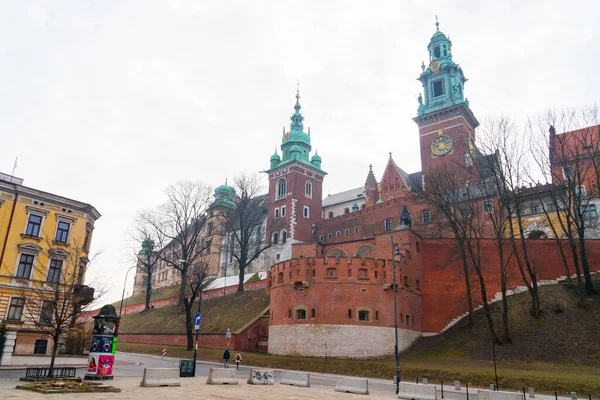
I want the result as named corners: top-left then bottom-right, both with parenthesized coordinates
top-left (25, 366), bottom-right (77, 379)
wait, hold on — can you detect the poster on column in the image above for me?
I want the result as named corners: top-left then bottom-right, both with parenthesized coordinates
top-left (87, 355), bottom-right (98, 374)
top-left (98, 355), bottom-right (114, 375)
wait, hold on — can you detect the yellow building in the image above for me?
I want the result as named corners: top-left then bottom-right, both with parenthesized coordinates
top-left (0, 172), bottom-right (100, 365)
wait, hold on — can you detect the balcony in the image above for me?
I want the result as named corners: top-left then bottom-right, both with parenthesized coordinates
top-left (74, 285), bottom-right (95, 305)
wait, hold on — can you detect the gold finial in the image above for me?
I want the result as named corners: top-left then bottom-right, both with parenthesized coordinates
top-left (437, 129), bottom-right (443, 136)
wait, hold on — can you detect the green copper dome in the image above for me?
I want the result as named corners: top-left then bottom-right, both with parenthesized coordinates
top-left (213, 179), bottom-right (237, 209)
top-left (270, 149), bottom-right (281, 168)
top-left (311, 152), bottom-right (321, 162)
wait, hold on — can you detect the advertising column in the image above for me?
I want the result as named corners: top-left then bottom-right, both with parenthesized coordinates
top-left (85, 304), bottom-right (120, 380)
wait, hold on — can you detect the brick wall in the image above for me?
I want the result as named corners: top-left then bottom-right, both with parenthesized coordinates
top-left (268, 324), bottom-right (421, 358)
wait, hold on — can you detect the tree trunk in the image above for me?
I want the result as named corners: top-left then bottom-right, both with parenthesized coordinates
top-left (459, 241), bottom-right (474, 326)
top-left (237, 257), bottom-right (246, 293)
top-left (568, 240), bottom-right (587, 307)
top-left (179, 267), bottom-right (188, 305)
top-left (499, 249), bottom-right (511, 344)
top-left (579, 234), bottom-right (598, 295)
top-left (183, 298), bottom-right (193, 351)
top-left (49, 332), bottom-right (61, 378)
top-left (145, 272), bottom-right (152, 311)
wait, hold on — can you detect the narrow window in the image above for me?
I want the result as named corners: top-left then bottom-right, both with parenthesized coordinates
top-left (274, 208), bottom-right (279, 218)
top-left (25, 214), bottom-right (43, 237)
top-left (40, 301), bottom-right (54, 324)
top-left (282, 231), bottom-right (287, 244)
top-left (55, 221), bottom-right (70, 243)
top-left (416, 280), bottom-right (421, 291)
top-left (277, 272), bottom-right (284, 283)
top-left (311, 308), bottom-right (316, 318)
top-left (404, 276), bottom-right (409, 287)
top-left (207, 222), bottom-right (214, 236)
top-left (434, 46), bottom-right (441, 59)
top-left (288, 309), bottom-right (292, 319)
top-left (281, 206), bottom-right (286, 217)
top-left (374, 271), bottom-right (378, 279)
top-left (354, 226), bottom-right (359, 234)
top-left (47, 259), bottom-right (63, 283)
top-left (305, 181), bottom-right (312, 197)
top-left (416, 242), bottom-right (420, 253)
top-left (328, 211), bottom-right (334, 219)
top-left (422, 211), bottom-right (431, 225)
top-left (345, 228), bottom-right (350, 236)
top-left (289, 271), bottom-right (292, 279)
top-left (344, 208), bottom-right (350, 214)
top-left (405, 314), bottom-right (412, 326)
top-left (303, 206), bottom-right (309, 218)
top-left (319, 234), bottom-right (324, 242)
top-left (348, 309), bottom-right (352, 319)
top-left (312, 269), bottom-right (316, 277)
top-left (336, 231), bottom-right (340, 238)
top-left (327, 233), bottom-right (332, 240)
top-left (272, 232), bottom-right (279, 245)
top-left (375, 311), bottom-right (380, 320)
top-left (277, 178), bottom-right (287, 200)
top-left (432, 80), bottom-right (444, 98)
top-left (7, 298), bottom-right (25, 321)
top-left (16, 254), bottom-right (34, 279)
top-left (83, 227), bottom-right (92, 250)
top-left (384, 218), bottom-right (392, 231)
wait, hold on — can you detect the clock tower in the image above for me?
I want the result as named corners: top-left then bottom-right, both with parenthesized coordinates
top-left (414, 18), bottom-right (479, 183)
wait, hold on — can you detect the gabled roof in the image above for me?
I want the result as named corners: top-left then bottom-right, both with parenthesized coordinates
top-left (323, 187), bottom-right (365, 207)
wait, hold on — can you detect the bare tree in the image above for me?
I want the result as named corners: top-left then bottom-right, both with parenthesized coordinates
top-left (530, 106), bottom-right (600, 299)
top-left (220, 173), bottom-right (276, 293)
top-left (139, 181), bottom-right (213, 349)
top-left (130, 228), bottom-right (160, 311)
top-left (16, 240), bottom-right (103, 377)
top-left (420, 163), bottom-right (500, 342)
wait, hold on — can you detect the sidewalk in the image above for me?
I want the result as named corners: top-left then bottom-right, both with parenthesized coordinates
top-left (0, 376), bottom-right (394, 399)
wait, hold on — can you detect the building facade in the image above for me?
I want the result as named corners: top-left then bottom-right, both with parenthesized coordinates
top-left (0, 173), bottom-right (100, 364)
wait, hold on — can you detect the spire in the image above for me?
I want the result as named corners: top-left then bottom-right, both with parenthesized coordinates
top-left (435, 15), bottom-right (439, 31)
top-left (291, 83), bottom-right (304, 131)
top-left (365, 164), bottom-right (377, 186)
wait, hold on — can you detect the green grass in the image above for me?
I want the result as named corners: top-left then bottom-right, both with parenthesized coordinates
top-left (119, 289), bottom-right (269, 335)
top-left (111, 285), bottom-right (180, 308)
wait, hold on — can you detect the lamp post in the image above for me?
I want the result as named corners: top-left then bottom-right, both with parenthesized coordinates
top-left (390, 236), bottom-right (402, 394)
top-left (181, 259), bottom-right (202, 376)
top-left (119, 266), bottom-right (137, 318)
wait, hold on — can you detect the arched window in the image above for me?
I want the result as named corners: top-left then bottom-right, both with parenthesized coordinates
top-left (326, 248), bottom-right (348, 258)
top-left (281, 230), bottom-right (287, 244)
top-left (405, 314), bottom-right (412, 326)
top-left (277, 178), bottom-right (287, 200)
top-left (328, 211), bottom-right (334, 219)
top-left (344, 208), bottom-right (350, 214)
top-left (272, 232), bottom-right (279, 245)
top-left (354, 245), bottom-right (375, 258)
top-left (361, 204), bottom-right (366, 209)
top-left (305, 181), bottom-right (312, 197)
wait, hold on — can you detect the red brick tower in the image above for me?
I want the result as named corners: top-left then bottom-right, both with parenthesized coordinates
top-left (414, 19), bottom-right (479, 183)
top-left (266, 89), bottom-right (326, 256)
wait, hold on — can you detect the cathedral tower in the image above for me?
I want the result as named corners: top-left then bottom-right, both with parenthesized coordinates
top-left (266, 89), bottom-right (326, 259)
top-left (414, 18), bottom-right (479, 182)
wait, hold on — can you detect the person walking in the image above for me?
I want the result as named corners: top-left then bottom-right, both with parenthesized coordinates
top-left (223, 347), bottom-right (231, 368)
top-left (234, 351), bottom-right (242, 370)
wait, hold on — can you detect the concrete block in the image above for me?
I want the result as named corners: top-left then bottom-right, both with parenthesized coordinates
top-left (528, 388), bottom-right (535, 398)
top-left (247, 369), bottom-right (274, 385)
top-left (206, 368), bottom-right (238, 385)
top-left (422, 378), bottom-right (429, 385)
top-left (280, 371), bottom-right (310, 387)
top-left (335, 377), bottom-right (369, 395)
top-left (455, 381), bottom-right (461, 390)
top-left (477, 390), bottom-right (490, 400)
top-left (570, 393), bottom-right (577, 400)
top-left (140, 368), bottom-right (180, 387)
top-left (490, 384), bottom-right (496, 391)
top-left (398, 382), bottom-right (437, 400)
top-left (489, 390), bottom-right (523, 400)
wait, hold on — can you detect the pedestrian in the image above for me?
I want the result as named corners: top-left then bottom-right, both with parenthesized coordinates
top-left (234, 351), bottom-right (242, 370)
top-left (223, 347), bottom-right (231, 368)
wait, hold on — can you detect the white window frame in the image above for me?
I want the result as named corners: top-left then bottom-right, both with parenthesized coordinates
top-left (582, 204), bottom-right (598, 220)
top-left (327, 233), bottom-right (332, 240)
top-left (319, 234), bottom-right (324, 242)
top-left (384, 218), bottom-right (392, 231)
top-left (281, 205), bottom-right (286, 217)
top-left (336, 231), bottom-right (340, 238)
top-left (305, 181), bottom-right (312, 198)
top-left (422, 211), bottom-right (431, 225)
top-left (54, 215), bottom-right (74, 244)
top-left (303, 206), bottom-right (309, 218)
top-left (274, 208), bottom-right (279, 219)
top-left (277, 178), bottom-right (287, 200)
top-left (354, 226), bottom-right (359, 234)
top-left (344, 228), bottom-right (350, 236)
top-left (281, 230), bottom-right (288, 244)
top-left (577, 185), bottom-right (586, 197)
top-left (24, 207), bottom-right (48, 238)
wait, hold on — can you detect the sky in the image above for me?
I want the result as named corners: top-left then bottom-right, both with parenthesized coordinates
top-left (1, 1), bottom-right (598, 305)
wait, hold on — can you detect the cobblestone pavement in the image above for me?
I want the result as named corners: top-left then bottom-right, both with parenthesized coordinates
top-left (0, 376), bottom-right (395, 399)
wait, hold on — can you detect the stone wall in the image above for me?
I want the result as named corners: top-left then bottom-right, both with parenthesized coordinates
top-left (268, 324), bottom-right (421, 358)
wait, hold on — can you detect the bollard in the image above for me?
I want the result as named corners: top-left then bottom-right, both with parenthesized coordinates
top-left (455, 381), bottom-right (461, 390)
top-left (529, 388), bottom-right (535, 398)
top-left (416, 377), bottom-right (419, 384)
top-left (441, 380), bottom-right (444, 399)
top-left (571, 392), bottom-right (577, 400)
top-left (423, 378), bottom-right (429, 385)
top-left (491, 384), bottom-right (496, 392)
top-left (466, 382), bottom-right (469, 400)
top-left (555, 392), bottom-right (558, 400)
top-left (523, 387), bottom-right (526, 400)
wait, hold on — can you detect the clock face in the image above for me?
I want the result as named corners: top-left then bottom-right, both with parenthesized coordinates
top-left (431, 135), bottom-right (453, 156)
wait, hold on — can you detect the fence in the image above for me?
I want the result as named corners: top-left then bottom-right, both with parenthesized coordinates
top-left (25, 366), bottom-right (77, 379)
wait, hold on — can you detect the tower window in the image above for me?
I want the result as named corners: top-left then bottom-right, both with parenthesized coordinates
top-left (305, 181), bottom-right (312, 197)
top-left (384, 218), bottom-right (392, 231)
top-left (274, 208), bottom-right (279, 218)
top-left (432, 80), bottom-right (445, 98)
top-left (277, 178), bottom-right (287, 200)
top-left (281, 206), bottom-right (286, 217)
top-left (281, 230), bottom-right (287, 244)
top-left (303, 206), bottom-right (309, 218)
top-left (434, 46), bottom-right (441, 59)
top-left (272, 232), bottom-right (279, 245)
top-left (328, 211), bottom-right (334, 219)
top-left (443, 45), bottom-right (447, 57)
top-left (344, 208), bottom-right (350, 214)
top-left (422, 211), bottom-right (431, 225)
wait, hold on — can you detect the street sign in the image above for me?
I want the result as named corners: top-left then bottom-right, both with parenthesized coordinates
top-left (194, 313), bottom-right (201, 325)
top-left (194, 324), bottom-right (200, 330)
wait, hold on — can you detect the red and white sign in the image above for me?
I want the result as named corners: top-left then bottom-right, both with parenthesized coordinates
top-left (161, 348), bottom-right (167, 357)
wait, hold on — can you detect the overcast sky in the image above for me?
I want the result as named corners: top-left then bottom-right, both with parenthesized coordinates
top-left (1, 1), bottom-right (598, 305)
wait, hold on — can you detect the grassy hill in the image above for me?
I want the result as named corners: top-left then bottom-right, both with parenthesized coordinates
top-left (119, 276), bottom-right (600, 395)
top-left (118, 289), bottom-right (269, 335)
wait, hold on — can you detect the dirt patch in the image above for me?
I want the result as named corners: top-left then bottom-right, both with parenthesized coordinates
top-left (16, 380), bottom-right (121, 394)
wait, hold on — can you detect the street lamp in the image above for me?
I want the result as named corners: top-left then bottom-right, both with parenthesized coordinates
top-left (119, 266), bottom-right (137, 318)
top-left (390, 236), bottom-right (403, 394)
top-left (180, 259), bottom-right (202, 376)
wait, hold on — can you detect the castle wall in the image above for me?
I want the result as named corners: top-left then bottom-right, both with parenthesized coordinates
top-left (268, 324), bottom-right (421, 358)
